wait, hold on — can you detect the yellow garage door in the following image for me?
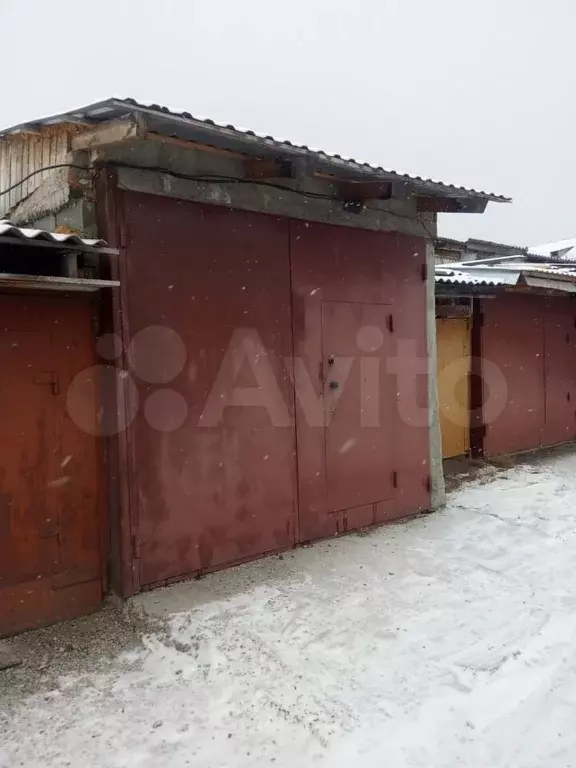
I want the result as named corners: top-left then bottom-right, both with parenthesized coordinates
top-left (436, 317), bottom-right (471, 458)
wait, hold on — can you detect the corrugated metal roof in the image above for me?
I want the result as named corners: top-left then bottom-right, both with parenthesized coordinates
top-left (529, 238), bottom-right (576, 261)
top-left (456, 262), bottom-right (576, 280)
top-left (435, 268), bottom-right (509, 287)
top-left (465, 238), bottom-right (527, 254)
top-left (499, 263), bottom-right (576, 279)
top-left (0, 98), bottom-right (510, 204)
top-left (0, 220), bottom-right (106, 249)
top-left (523, 275), bottom-right (576, 293)
top-left (436, 259), bottom-right (576, 290)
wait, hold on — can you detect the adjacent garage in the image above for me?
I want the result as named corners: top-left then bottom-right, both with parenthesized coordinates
top-left (0, 224), bottom-right (118, 635)
top-left (480, 292), bottom-right (576, 456)
top-left (436, 257), bottom-right (576, 460)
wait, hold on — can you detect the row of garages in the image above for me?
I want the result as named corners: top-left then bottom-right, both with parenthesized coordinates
top-left (0, 97), bottom-right (575, 635)
top-left (436, 257), bottom-right (576, 459)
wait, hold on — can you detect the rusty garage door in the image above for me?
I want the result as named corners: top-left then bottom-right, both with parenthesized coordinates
top-left (0, 295), bottom-right (103, 636)
top-left (121, 192), bottom-right (297, 586)
top-left (119, 193), bottom-right (431, 587)
top-left (289, 220), bottom-right (431, 540)
top-left (481, 293), bottom-right (546, 456)
top-left (481, 293), bottom-right (576, 457)
top-left (542, 297), bottom-right (576, 447)
top-left (321, 301), bottom-right (395, 520)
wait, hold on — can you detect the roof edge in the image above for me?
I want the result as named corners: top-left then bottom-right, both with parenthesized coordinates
top-left (0, 97), bottom-right (510, 204)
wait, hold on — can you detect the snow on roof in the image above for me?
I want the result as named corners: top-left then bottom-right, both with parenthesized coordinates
top-left (529, 238), bottom-right (576, 260)
top-left (435, 266), bottom-right (514, 287)
top-left (436, 258), bottom-right (576, 290)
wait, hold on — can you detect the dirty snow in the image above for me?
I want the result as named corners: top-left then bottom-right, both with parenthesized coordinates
top-left (4, 452), bottom-right (576, 767)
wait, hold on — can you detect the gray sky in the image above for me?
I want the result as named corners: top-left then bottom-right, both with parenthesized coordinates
top-left (2, 0), bottom-right (574, 246)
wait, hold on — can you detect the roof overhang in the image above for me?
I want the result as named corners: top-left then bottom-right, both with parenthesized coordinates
top-left (0, 98), bottom-right (510, 209)
top-left (520, 274), bottom-right (576, 293)
top-left (0, 221), bottom-right (119, 291)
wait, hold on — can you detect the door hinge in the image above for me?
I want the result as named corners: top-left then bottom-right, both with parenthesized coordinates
top-left (386, 314), bottom-right (395, 333)
top-left (420, 262), bottom-right (428, 282)
top-left (424, 474), bottom-right (432, 493)
top-left (391, 470), bottom-right (399, 489)
top-left (34, 371), bottom-right (60, 396)
top-left (131, 534), bottom-right (140, 560)
top-left (474, 423), bottom-right (487, 439)
top-left (119, 223), bottom-right (129, 249)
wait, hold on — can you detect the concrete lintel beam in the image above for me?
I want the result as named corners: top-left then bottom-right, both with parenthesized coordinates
top-left (115, 165), bottom-right (436, 239)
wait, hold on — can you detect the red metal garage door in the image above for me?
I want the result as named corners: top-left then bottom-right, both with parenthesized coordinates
top-left (481, 293), bottom-right (576, 457)
top-left (118, 193), bottom-right (430, 587)
top-left (0, 295), bottom-right (103, 635)
top-left (321, 301), bottom-right (396, 521)
top-left (542, 297), bottom-right (576, 447)
top-left (289, 220), bottom-right (431, 541)
top-left (121, 192), bottom-right (297, 586)
top-left (481, 293), bottom-right (546, 457)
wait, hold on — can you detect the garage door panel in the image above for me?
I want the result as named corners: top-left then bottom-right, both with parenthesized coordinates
top-left (289, 219), bottom-right (431, 540)
top-left (482, 295), bottom-right (545, 457)
top-left (0, 296), bottom-right (102, 635)
top-left (322, 301), bottom-right (395, 512)
top-left (0, 329), bottom-right (60, 586)
top-left (122, 192), bottom-right (297, 584)
top-left (542, 302), bottom-right (576, 447)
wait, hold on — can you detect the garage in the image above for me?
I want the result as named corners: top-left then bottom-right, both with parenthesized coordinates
top-left (1, 97), bottom-right (507, 599)
top-left (436, 254), bottom-right (576, 460)
top-left (0, 223), bottom-right (118, 635)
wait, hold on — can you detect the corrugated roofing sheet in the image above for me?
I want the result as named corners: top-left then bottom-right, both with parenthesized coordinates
top-left (523, 275), bottom-right (576, 293)
top-left (435, 268), bottom-right (509, 287)
top-left (529, 238), bottom-right (576, 260)
top-left (436, 259), bottom-right (576, 290)
top-left (506, 263), bottom-right (576, 279)
top-left (0, 220), bottom-right (106, 249)
top-left (0, 98), bottom-right (510, 204)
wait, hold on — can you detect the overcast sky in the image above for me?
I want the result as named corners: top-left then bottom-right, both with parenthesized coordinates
top-left (2, 0), bottom-right (574, 246)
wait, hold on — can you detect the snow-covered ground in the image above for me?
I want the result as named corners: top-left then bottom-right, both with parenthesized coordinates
top-left (4, 452), bottom-right (576, 767)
